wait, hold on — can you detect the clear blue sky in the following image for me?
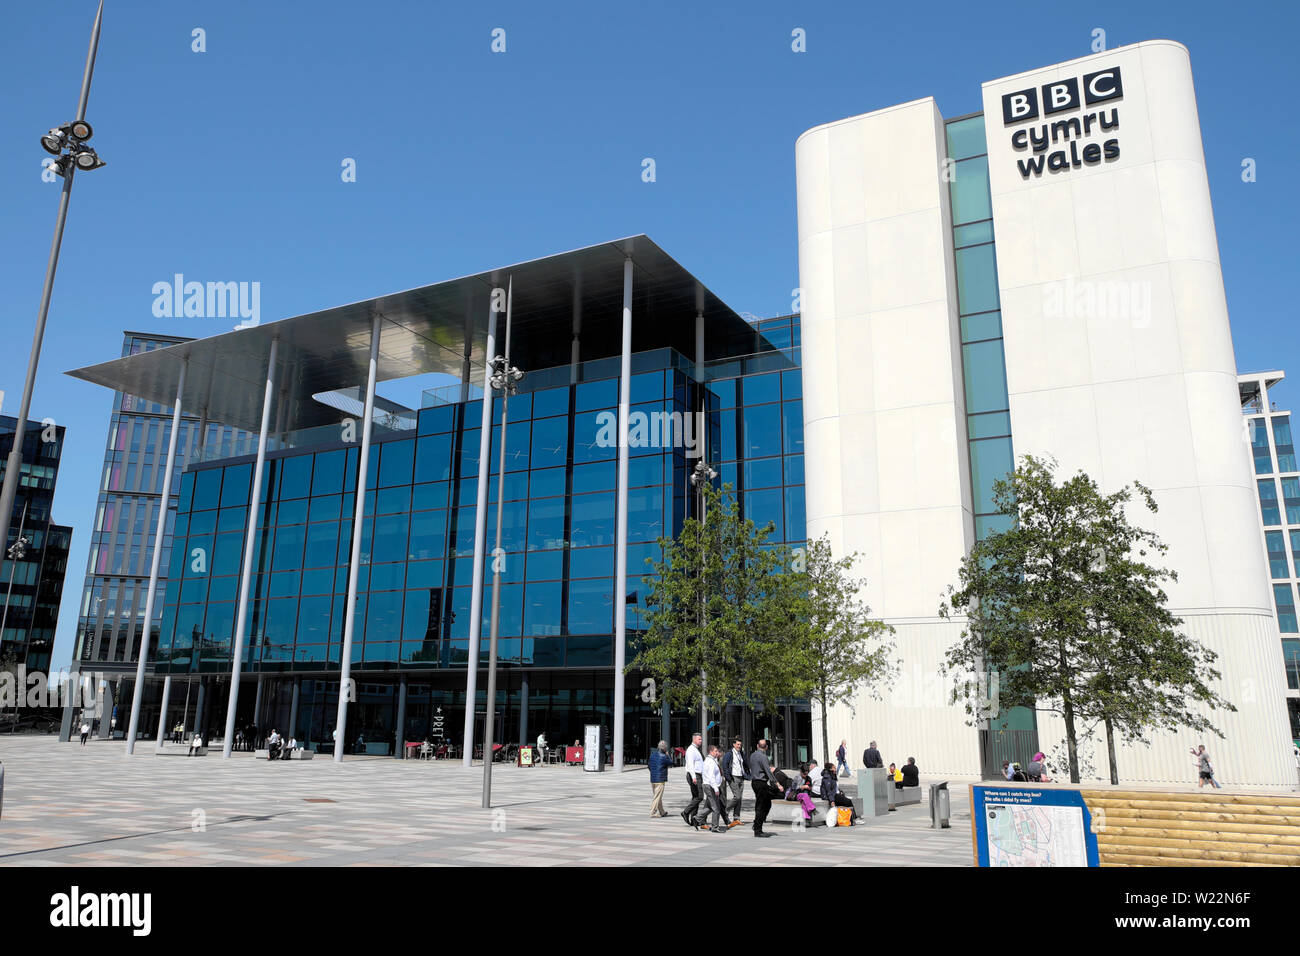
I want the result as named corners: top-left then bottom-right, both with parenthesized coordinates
top-left (1, 0), bottom-right (1295, 673)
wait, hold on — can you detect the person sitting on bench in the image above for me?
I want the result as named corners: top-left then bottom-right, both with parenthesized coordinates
top-left (900, 757), bottom-right (919, 788)
top-left (188, 733), bottom-right (203, 756)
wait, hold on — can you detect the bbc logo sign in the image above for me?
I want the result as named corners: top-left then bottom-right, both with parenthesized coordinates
top-left (1002, 68), bottom-right (1123, 125)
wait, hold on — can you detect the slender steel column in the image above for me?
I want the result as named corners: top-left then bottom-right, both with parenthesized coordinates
top-left (394, 674), bottom-right (407, 758)
top-left (153, 675), bottom-right (171, 749)
top-left (126, 355), bottom-right (187, 754)
top-left (519, 672), bottom-right (529, 745)
top-left (612, 256), bottom-right (633, 772)
top-left (462, 299), bottom-right (498, 765)
top-left (570, 268), bottom-right (582, 384)
top-left (288, 677), bottom-right (300, 741)
top-left (253, 674), bottom-right (265, 738)
top-left (334, 313), bottom-right (382, 762)
top-left (222, 336), bottom-right (279, 757)
top-left (482, 279), bottom-right (514, 806)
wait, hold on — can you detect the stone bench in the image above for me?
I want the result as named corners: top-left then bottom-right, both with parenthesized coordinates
top-left (767, 798), bottom-right (827, 827)
top-left (156, 745), bottom-right (207, 756)
top-left (889, 785), bottom-right (922, 809)
top-left (255, 748), bottom-right (313, 760)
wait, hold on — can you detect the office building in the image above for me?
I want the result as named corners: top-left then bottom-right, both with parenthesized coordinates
top-left (1240, 370), bottom-right (1300, 744)
top-left (796, 38), bottom-right (1294, 786)
top-left (0, 414), bottom-right (72, 675)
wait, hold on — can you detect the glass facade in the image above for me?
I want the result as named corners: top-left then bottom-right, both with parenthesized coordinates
top-left (1240, 373), bottom-right (1300, 742)
top-left (74, 333), bottom-right (255, 672)
top-left (0, 415), bottom-right (72, 673)
top-left (946, 114), bottom-right (1014, 542)
top-left (152, 337), bottom-right (807, 757)
top-left (946, 114), bottom-right (1035, 762)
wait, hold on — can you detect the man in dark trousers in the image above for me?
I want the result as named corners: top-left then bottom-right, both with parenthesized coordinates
top-left (748, 738), bottom-right (779, 838)
top-left (862, 740), bottom-right (883, 769)
top-left (681, 731), bottom-right (705, 828)
top-left (720, 736), bottom-right (750, 828)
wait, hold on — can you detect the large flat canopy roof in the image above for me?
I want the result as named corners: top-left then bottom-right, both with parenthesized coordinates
top-left (66, 236), bottom-right (755, 433)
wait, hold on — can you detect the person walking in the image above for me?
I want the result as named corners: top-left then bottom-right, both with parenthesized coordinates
top-left (862, 740), bottom-right (883, 769)
top-left (648, 740), bottom-right (671, 818)
top-left (721, 736), bottom-right (749, 828)
top-left (1191, 744), bottom-right (1222, 789)
top-left (702, 744), bottom-right (727, 833)
top-left (681, 731), bottom-right (706, 829)
top-left (79, 721), bottom-right (89, 746)
top-left (748, 738), bottom-right (779, 838)
top-left (835, 739), bottom-right (849, 777)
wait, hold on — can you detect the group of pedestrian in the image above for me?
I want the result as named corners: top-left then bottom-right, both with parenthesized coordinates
top-left (1001, 752), bottom-right (1053, 782)
top-left (654, 732), bottom-right (840, 838)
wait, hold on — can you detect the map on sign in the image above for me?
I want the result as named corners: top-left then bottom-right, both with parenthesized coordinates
top-left (985, 803), bottom-right (1087, 867)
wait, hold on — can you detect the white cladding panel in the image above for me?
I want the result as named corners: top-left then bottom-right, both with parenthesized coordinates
top-left (981, 40), bottom-right (1289, 785)
top-left (797, 40), bottom-right (1294, 787)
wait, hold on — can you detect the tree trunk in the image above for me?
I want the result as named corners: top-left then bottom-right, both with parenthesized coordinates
top-left (819, 690), bottom-right (831, 766)
top-left (1104, 717), bottom-right (1119, 785)
top-left (1063, 697), bottom-right (1080, 783)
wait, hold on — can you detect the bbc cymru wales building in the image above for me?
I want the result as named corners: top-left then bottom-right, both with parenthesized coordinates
top-left (796, 39), bottom-right (1294, 787)
top-left (67, 39), bottom-right (1294, 785)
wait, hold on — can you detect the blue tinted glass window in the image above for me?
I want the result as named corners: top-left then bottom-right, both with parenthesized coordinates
top-left (530, 416), bottom-right (569, 471)
top-left (572, 460), bottom-right (616, 494)
top-left (970, 437), bottom-right (1015, 514)
top-left (950, 157), bottom-right (992, 224)
top-left (377, 439), bottom-right (414, 488)
top-left (531, 386), bottom-right (569, 419)
top-left (709, 379), bottom-right (737, 409)
top-left (955, 244), bottom-right (1001, 315)
top-left (781, 369), bottom-right (802, 401)
top-left (945, 115), bottom-right (987, 160)
top-left (744, 488), bottom-right (783, 539)
top-left (784, 485), bottom-right (806, 542)
top-left (785, 455), bottom-right (804, 486)
top-left (961, 311), bottom-right (1002, 343)
top-left (304, 522), bottom-right (339, 566)
top-left (528, 498), bottom-right (567, 551)
top-left (414, 433), bottom-right (453, 483)
top-left (458, 429), bottom-right (482, 477)
top-left (569, 546), bottom-right (614, 580)
top-left (272, 524), bottom-right (306, 570)
top-left (489, 421), bottom-right (531, 473)
top-left (968, 411), bottom-right (1012, 440)
top-left (412, 481), bottom-right (448, 512)
top-left (312, 449), bottom-right (345, 496)
top-left (576, 379), bottom-right (617, 412)
top-left (369, 562), bottom-right (405, 591)
top-left (630, 370), bottom-right (666, 403)
top-left (417, 404), bottom-right (454, 435)
top-left (220, 463), bottom-right (251, 509)
top-left (408, 511), bottom-right (446, 560)
top-left (626, 486), bottom-right (664, 542)
top-left (1259, 480), bottom-right (1280, 526)
top-left (524, 581), bottom-right (563, 636)
top-left (628, 454), bottom-right (663, 488)
top-left (371, 514), bottom-right (409, 564)
top-left (193, 469), bottom-right (222, 511)
top-left (1275, 584), bottom-right (1298, 633)
top-left (366, 590), bottom-right (403, 640)
top-left (572, 411), bottom-right (617, 464)
top-left (782, 401), bottom-right (804, 455)
top-left (567, 579), bottom-right (613, 634)
top-left (296, 594), bottom-right (332, 643)
top-left (212, 532), bottom-right (243, 577)
top-left (742, 404), bottom-right (782, 459)
top-left (954, 221), bottom-right (994, 248)
top-left (570, 492), bottom-right (615, 547)
top-left (279, 454), bottom-right (313, 500)
top-left (719, 409), bottom-right (738, 462)
top-left (743, 457), bottom-right (783, 490)
top-left (741, 373), bottom-right (781, 406)
top-left (377, 485), bottom-right (411, 515)
top-left (529, 467), bottom-right (566, 499)
top-left (405, 559), bottom-right (443, 591)
top-left (963, 340), bottom-right (1011, 415)
top-left (526, 549), bottom-right (564, 581)
top-left (277, 498), bottom-right (308, 525)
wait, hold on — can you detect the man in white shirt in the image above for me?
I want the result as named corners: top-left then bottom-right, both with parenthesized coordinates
top-left (681, 731), bottom-right (705, 829)
top-left (536, 732), bottom-right (548, 761)
top-left (702, 744), bottom-right (727, 832)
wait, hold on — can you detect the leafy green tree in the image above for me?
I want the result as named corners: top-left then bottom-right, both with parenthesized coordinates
top-left (630, 484), bottom-right (800, 740)
top-left (788, 535), bottom-right (896, 765)
top-left (940, 455), bottom-right (1233, 784)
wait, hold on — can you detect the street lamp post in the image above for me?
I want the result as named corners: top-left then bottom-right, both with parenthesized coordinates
top-left (481, 278), bottom-right (524, 809)
top-left (689, 459), bottom-right (716, 752)
top-left (0, 1), bottom-right (107, 563)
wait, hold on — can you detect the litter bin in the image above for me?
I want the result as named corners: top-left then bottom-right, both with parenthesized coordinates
top-left (929, 781), bottom-right (950, 829)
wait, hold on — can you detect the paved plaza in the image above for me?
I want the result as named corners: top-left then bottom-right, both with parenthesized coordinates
top-left (0, 735), bottom-right (975, 866)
